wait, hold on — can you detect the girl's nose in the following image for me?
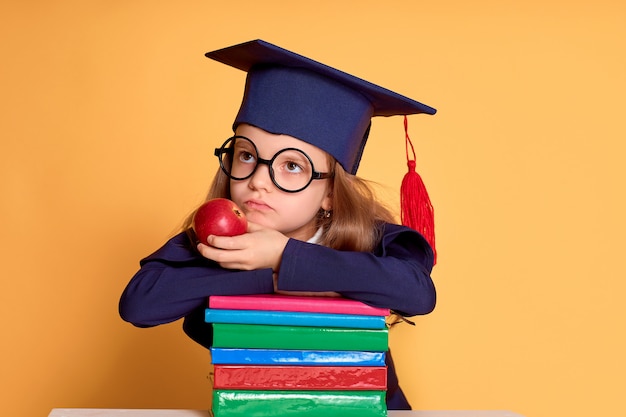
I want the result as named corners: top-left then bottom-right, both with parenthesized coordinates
top-left (247, 162), bottom-right (273, 191)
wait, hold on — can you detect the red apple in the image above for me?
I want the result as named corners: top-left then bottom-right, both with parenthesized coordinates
top-left (192, 198), bottom-right (247, 242)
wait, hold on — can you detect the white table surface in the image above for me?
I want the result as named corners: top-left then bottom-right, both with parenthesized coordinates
top-left (48, 409), bottom-right (525, 417)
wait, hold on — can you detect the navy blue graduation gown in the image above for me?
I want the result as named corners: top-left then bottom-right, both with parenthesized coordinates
top-left (119, 222), bottom-right (436, 410)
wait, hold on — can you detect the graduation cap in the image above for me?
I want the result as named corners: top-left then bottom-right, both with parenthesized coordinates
top-left (206, 39), bottom-right (437, 260)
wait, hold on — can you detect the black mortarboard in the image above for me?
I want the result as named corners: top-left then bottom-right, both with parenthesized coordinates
top-left (205, 39), bottom-right (436, 175)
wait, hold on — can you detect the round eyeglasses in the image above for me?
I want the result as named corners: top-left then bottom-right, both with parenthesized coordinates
top-left (214, 136), bottom-right (334, 193)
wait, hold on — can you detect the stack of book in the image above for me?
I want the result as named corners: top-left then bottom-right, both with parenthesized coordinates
top-left (204, 294), bottom-right (390, 417)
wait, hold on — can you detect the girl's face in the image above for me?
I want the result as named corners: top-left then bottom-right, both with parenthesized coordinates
top-left (229, 124), bottom-right (333, 241)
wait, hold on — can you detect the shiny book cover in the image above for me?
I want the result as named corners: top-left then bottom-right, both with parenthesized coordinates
top-left (213, 365), bottom-right (387, 390)
top-left (212, 389), bottom-right (387, 417)
top-left (212, 323), bottom-right (388, 351)
top-left (209, 348), bottom-right (386, 366)
top-left (205, 308), bottom-right (387, 329)
top-left (208, 294), bottom-right (389, 316)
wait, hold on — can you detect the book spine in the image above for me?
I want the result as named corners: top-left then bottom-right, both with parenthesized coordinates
top-left (212, 323), bottom-right (388, 352)
top-left (205, 308), bottom-right (387, 329)
top-left (212, 390), bottom-right (387, 417)
top-left (210, 348), bottom-right (387, 366)
top-left (213, 365), bottom-right (387, 390)
top-left (208, 294), bottom-right (389, 316)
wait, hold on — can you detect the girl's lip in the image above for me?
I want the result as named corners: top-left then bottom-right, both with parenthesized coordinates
top-left (244, 199), bottom-right (272, 211)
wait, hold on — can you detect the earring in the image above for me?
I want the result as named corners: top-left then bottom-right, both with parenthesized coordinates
top-left (323, 210), bottom-right (332, 218)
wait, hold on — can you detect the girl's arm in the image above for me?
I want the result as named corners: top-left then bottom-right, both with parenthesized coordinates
top-left (276, 223), bottom-right (436, 317)
top-left (118, 232), bottom-right (274, 327)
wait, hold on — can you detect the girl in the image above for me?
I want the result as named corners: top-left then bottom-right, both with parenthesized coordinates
top-left (119, 39), bottom-right (437, 410)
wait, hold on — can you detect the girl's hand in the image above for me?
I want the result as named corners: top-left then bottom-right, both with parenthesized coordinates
top-left (196, 221), bottom-right (288, 272)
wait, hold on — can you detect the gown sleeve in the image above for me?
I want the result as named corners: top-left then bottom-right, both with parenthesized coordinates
top-left (276, 223), bottom-right (436, 317)
top-left (118, 231), bottom-right (274, 327)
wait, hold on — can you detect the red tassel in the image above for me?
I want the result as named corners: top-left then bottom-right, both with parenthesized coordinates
top-left (401, 116), bottom-right (436, 264)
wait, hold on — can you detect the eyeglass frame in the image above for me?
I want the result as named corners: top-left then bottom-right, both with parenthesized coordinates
top-left (214, 135), bottom-right (334, 193)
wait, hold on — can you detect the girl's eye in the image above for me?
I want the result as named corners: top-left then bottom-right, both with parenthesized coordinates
top-left (285, 161), bottom-right (303, 173)
top-left (238, 151), bottom-right (256, 163)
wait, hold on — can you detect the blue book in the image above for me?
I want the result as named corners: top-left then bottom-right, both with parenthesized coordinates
top-left (210, 348), bottom-right (386, 366)
top-left (205, 308), bottom-right (387, 329)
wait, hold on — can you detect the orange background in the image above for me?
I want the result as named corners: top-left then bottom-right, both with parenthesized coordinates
top-left (1, 1), bottom-right (625, 417)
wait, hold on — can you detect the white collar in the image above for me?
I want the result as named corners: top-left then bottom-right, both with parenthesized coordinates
top-left (307, 227), bottom-right (324, 244)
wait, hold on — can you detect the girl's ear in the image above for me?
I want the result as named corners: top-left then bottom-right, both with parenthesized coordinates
top-left (320, 191), bottom-right (332, 212)
top-left (321, 159), bottom-right (336, 212)
top-left (321, 185), bottom-right (333, 212)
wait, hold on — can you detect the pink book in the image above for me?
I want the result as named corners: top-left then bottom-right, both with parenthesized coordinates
top-left (208, 294), bottom-right (389, 316)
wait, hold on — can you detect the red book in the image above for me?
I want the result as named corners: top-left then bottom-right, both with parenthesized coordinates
top-left (213, 365), bottom-right (387, 390)
top-left (208, 294), bottom-right (389, 316)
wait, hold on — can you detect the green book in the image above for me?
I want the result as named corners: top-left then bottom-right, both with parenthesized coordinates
top-left (211, 323), bottom-right (388, 351)
top-left (212, 389), bottom-right (387, 417)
